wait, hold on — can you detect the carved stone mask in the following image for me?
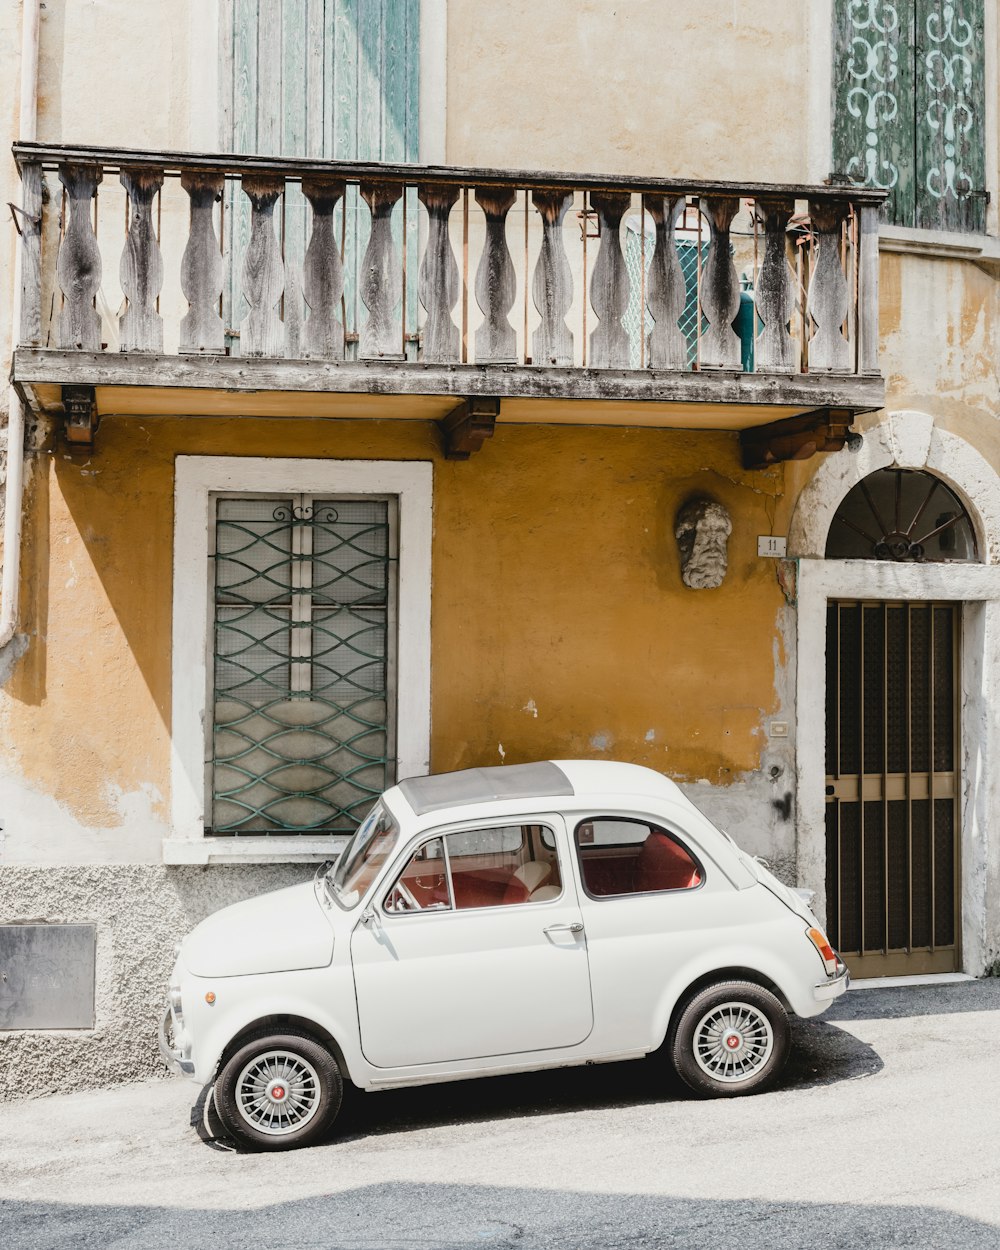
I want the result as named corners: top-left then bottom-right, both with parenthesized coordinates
top-left (674, 497), bottom-right (733, 590)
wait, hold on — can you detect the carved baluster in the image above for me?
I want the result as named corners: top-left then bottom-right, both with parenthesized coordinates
top-left (698, 197), bottom-right (741, 369)
top-left (284, 269), bottom-right (303, 358)
top-left (645, 195), bottom-right (689, 370)
top-left (753, 197), bottom-right (796, 373)
top-left (588, 191), bottom-right (632, 369)
top-left (18, 161), bottom-right (43, 346)
top-left (57, 163), bottom-right (103, 351)
top-left (531, 188), bottom-right (574, 366)
top-left (180, 172), bottom-right (224, 354)
top-left (301, 177), bottom-right (346, 359)
top-left (807, 200), bottom-right (852, 372)
top-left (857, 203), bottom-right (880, 376)
top-left (474, 188), bottom-right (517, 364)
top-left (240, 175), bottom-right (285, 357)
top-left (359, 181), bottom-right (404, 359)
top-left (417, 183), bottom-right (461, 363)
top-left (119, 168), bottom-right (164, 352)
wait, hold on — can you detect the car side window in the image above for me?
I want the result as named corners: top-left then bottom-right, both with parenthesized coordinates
top-left (385, 824), bottom-right (563, 913)
top-left (575, 817), bottom-right (703, 898)
top-left (384, 837), bottom-right (451, 913)
top-left (446, 825), bottom-right (562, 909)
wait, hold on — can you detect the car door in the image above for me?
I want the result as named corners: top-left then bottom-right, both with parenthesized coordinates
top-left (570, 813), bottom-right (728, 1052)
top-left (350, 816), bottom-right (594, 1069)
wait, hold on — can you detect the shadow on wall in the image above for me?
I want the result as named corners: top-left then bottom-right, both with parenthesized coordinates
top-left (4, 1183), bottom-right (999, 1249)
top-left (8, 454), bottom-right (50, 707)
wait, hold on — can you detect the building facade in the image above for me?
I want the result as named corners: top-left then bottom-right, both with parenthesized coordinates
top-left (1, 0), bottom-right (998, 1096)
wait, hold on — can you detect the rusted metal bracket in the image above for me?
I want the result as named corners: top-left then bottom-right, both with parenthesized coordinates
top-left (440, 396), bottom-right (500, 460)
top-left (740, 407), bottom-right (855, 469)
top-left (7, 201), bottom-right (42, 237)
top-left (61, 384), bottom-right (100, 448)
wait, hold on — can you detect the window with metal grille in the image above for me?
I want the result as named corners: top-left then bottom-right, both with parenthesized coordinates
top-left (825, 468), bottom-right (978, 561)
top-left (209, 494), bottom-right (397, 835)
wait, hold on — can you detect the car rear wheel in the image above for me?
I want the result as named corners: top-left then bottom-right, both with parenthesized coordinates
top-left (214, 1030), bottom-right (343, 1151)
top-left (669, 980), bottom-right (789, 1097)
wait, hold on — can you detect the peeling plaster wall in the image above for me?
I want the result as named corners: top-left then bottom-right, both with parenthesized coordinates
top-left (0, 416), bottom-right (795, 869)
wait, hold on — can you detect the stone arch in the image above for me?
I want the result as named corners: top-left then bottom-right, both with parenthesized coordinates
top-left (788, 411), bottom-right (1000, 563)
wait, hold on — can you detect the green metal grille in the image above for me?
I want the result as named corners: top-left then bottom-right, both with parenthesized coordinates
top-left (211, 496), bottom-right (395, 835)
top-left (624, 223), bottom-right (707, 368)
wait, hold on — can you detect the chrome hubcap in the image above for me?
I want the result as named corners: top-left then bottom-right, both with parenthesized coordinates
top-left (693, 1002), bottom-right (774, 1083)
top-left (235, 1050), bottom-right (321, 1136)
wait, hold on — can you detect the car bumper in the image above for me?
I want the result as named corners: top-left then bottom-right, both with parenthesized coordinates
top-left (813, 958), bottom-right (850, 1003)
top-left (158, 1002), bottom-right (196, 1078)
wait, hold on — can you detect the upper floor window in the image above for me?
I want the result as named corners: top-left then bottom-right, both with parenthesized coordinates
top-left (832, 1), bottom-right (987, 232)
top-left (826, 467), bottom-right (979, 560)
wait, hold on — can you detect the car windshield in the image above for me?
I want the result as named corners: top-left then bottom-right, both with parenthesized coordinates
top-left (327, 802), bottom-right (399, 909)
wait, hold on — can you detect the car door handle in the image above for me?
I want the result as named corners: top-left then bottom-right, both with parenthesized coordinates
top-left (543, 922), bottom-right (584, 935)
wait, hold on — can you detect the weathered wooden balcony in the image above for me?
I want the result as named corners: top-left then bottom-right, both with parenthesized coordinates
top-left (11, 142), bottom-right (885, 463)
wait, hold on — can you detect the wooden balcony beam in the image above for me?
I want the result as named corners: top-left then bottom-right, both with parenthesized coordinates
top-left (739, 407), bottom-right (856, 469)
top-left (12, 350), bottom-right (885, 416)
top-left (440, 397), bottom-right (500, 460)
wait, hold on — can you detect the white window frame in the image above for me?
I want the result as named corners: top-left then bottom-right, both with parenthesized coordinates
top-left (166, 457), bottom-right (432, 864)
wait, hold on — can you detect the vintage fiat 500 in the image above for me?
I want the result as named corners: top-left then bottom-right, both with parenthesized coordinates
top-left (160, 761), bottom-right (848, 1150)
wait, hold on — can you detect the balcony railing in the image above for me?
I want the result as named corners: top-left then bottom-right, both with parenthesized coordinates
top-left (12, 142), bottom-right (885, 401)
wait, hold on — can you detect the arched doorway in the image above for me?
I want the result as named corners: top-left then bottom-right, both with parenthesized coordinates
top-left (824, 469), bottom-right (977, 976)
top-left (789, 414), bottom-right (1000, 979)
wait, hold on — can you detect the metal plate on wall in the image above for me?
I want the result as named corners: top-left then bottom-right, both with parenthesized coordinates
top-left (0, 924), bottom-right (96, 1029)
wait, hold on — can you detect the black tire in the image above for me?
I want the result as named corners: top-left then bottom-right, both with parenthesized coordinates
top-left (669, 980), bottom-right (790, 1098)
top-left (214, 1030), bottom-right (343, 1151)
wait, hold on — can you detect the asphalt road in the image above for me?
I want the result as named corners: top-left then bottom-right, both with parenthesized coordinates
top-left (2, 981), bottom-right (1000, 1249)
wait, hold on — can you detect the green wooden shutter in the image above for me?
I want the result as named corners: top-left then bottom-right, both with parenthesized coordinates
top-left (832, 0), bottom-right (916, 227)
top-left (220, 0), bottom-right (420, 352)
top-left (832, 1), bottom-right (985, 232)
top-left (914, 0), bottom-right (986, 232)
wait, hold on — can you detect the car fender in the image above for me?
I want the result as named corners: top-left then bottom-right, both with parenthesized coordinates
top-left (650, 936), bottom-right (820, 1049)
top-left (188, 973), bottom-right (364, 1087)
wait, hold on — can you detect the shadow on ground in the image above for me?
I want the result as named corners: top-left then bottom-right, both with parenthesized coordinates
top-left (826, 978), bottom-right (1000, 1022)
top-left (192, 1013), bottom-right (881, 1150)
top-left (3, 1183), bottom-right (998, 1249)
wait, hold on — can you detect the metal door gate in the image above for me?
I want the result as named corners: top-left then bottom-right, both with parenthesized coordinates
top-left (825, 601), bottom-right (960, 977)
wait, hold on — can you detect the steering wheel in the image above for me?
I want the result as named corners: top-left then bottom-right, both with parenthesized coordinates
top-left (415, 872), bottom-right (445, 893)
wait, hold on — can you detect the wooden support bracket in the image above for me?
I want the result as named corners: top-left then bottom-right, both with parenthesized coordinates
top-left (62, 384), bottom-right (99, 447)
top-left (740, 407), bottom-right (855, 470)
top-left (440, 396), bottom-right (500, 460)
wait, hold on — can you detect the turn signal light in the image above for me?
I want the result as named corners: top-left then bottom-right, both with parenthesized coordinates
top-left (204, 991), bottom-right (216, 1005)
top-left (806, 926), bottom-right (839, 977)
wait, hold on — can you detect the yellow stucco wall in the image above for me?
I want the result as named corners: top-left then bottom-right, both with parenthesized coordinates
top-left (0, 416), bottom-right (791, 834)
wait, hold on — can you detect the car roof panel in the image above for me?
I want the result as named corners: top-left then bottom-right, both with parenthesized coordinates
top-left (396, 762), bottom-right (574, 816)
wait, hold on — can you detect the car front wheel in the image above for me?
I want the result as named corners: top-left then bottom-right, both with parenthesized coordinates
top-left (669, 980), bottom-right (790, 1097)
top-left (214, 1030), bottom-right (343, 1151)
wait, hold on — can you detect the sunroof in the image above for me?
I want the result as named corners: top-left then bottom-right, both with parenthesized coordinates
top-left (396, 762), bottom-right (574, 816)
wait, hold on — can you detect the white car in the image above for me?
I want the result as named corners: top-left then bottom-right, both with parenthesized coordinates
top-left (160, 761), bottom-right (848, 1150)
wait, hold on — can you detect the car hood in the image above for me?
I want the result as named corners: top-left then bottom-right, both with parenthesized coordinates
top-left (181, 881), bottom-right (334, 978)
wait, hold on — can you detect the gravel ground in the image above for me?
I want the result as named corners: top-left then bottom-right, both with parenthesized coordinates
top-left (1, 981), bottom-right (999, 1248)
